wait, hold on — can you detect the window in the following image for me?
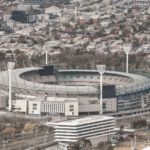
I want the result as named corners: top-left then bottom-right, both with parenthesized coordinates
top-left (103, 103), bottom-right (106, 111)
top-left (33, 103), bottom-right (37, 110)
top-left (69, 105), bottom-right (74, 112)
top-left (69, 109), bottom-right (74, 112)
top-left (69, 105), bottom-right (74, 108)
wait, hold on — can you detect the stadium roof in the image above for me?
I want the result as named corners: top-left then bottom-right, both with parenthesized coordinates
top-left (0, 67), bottom-right (149, 95)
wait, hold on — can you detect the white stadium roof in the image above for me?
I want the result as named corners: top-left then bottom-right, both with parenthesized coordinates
top-left (0, 67), bottom-right (149, 95)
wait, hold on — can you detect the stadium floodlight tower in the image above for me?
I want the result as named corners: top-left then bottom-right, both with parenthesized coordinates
top-left (7, 62), bottom-right (15, 111)
top-left (123, 44), bottom-right (132, 73)
top-left (96, 64), bottom-right (106, 115)
top-left (45, 51), bottom-right (48, 65)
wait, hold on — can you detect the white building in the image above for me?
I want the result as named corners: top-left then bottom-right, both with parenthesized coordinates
top-left (41, 97), bottom-right (65, 115)
top-left (41, 97), bottom-right (78, 117)
top-left (47, 115), bottom-right (116, 146)
top-left (65, 99), bottom-right (78, 117)
top-left (45, 6), bottom-right (62, 16)
top-left (13, 99), bottom-right (28, 113)
top-left (28, 99), bottom-right (42, 115)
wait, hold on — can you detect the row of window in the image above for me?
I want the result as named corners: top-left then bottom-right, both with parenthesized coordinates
top-left (56, 124), bottom-right (115, 135)
top-left (55, 129), bottom-right (115, 139)
top-left (41, 103), bottom-right (64, 113)
top-left (56, 120), bottom-right (115, 129)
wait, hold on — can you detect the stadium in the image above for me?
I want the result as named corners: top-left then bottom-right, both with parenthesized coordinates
top-left (0, 65), bottom-right (150, 117)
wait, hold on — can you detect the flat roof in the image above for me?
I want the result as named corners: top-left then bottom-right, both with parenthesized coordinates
top-left (46, 115), bottom-right (115, 126)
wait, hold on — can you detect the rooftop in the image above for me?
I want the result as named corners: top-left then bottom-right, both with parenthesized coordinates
top-left (46, 115), bottom-right (115, 126)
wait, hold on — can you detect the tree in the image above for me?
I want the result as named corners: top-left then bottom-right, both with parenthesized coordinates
top-left (96, 141), bottom-right (113, 150)
top-left (24, 122), bottom-right (36, 134)
top-left (2, 127), bottom-right (16, 139)
top-left (69, 138), bottom-right (92, 150)
top-left (132, 119), bottom-right (147, 129)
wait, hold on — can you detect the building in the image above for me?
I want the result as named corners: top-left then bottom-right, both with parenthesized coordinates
top-left (0, 90), bottom-right (8, 110)
top-left (13, 99), bottom-right (28, 113)
top-left (103, 98), bottom-right (117, 113)
top-left (11, 9), bottom-right (41, 23)
top-left (78, 14), bottom-right (99, 25)
top-left (0, 20), bottom-right (13, 33)
top-left (132, 0), bottom-right (150, 7)
top-left (23, 0), bottom-right (45, 5)
top-left (28, 99), bottom-right (42, 115)
top-left (22, 0), bottom-right (69, 5)
top-left (47, 115), bottom-right (116, 146)
top-left (65, 99), bottom-right (78, 117)
top-left (124, 0), bottom-right (150, 7)
top-left (41, 97), bottom-right (78, 117)
top-left (0, 66), bottom-right (149, 116)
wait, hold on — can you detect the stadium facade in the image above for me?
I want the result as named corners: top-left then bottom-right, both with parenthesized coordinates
top-left (0, 65), bottom-right (149, 117)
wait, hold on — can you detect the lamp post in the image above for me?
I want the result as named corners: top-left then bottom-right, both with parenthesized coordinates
top-left (45, 51), bottom-right (48, 65)
top-left (96, 64), bottom-right (106, 115)
top-left (7, 62), bottom-right (15, 111)
top-left (123, 44), bottom-right (132, 73)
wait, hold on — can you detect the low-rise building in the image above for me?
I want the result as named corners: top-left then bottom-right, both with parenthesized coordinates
top-left (28, 99), bottom-right (42, 115)
top-left (65, 99), bottom-right (78, 117)
top-left (41, 97), bottom-right (78, 117)
top-left (47, 115), bottom-right (116, 146)
top-left (13, 99), bottom-right (28, 113)
top-left (11, 8), bottom-right (42, 23)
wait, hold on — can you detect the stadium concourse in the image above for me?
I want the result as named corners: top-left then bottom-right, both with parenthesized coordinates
top-left (0, 65), bottom-right (149, 117)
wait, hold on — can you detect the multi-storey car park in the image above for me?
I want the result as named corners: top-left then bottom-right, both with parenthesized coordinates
top-left (46, 115), bottom-right (116, 146)
top-left (0, 65), bottom-right (149, 117)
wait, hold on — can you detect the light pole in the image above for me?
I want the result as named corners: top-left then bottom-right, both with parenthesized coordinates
top-left (123, 44), bottom-right (132, 73)
top-left (96, 64), bottom-right (106, 115)
top-left (7, 62), bottom-right (15, 111)
top-left (45, 51), bottom-right (48, 65)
